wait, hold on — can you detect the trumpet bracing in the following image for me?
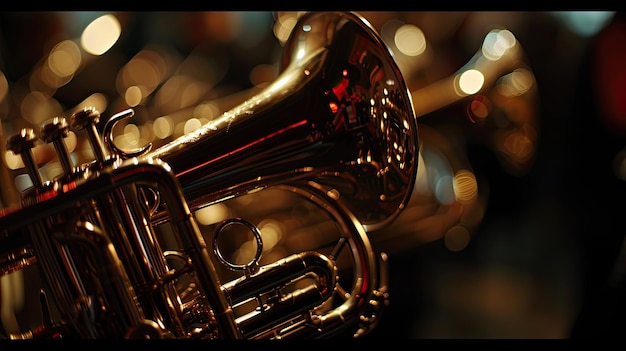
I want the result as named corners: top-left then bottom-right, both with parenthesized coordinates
top-left (0, 12), bottom-right (418, 339)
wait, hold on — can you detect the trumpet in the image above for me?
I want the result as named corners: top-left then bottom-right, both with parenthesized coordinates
top-left (0, 11), bottom-right (418, 339)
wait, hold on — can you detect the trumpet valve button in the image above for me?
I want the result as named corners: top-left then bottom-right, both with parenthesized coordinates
top-left (7, 127), bottom-right (37, 154)
top-left (7, 128), bottom-right (44, 188)
top-left (71, 106), bottom-right (100, 130)
top-left (71, 107), bottom-right (107, 163)
top-left (40, 116), bottom-right (75, 175)
top-left (40, 116), bottom-right (70, 143)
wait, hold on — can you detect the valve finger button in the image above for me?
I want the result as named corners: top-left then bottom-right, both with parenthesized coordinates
top-left (40, 116), bottom-right (75, 176)
top-left (72, 107), bottom-right (107, 164)
top-left (7, 128), bottom-right (44, 188)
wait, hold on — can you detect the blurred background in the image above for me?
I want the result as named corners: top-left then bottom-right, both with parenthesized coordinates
top-left (0, 11), bottom-right (624, 339)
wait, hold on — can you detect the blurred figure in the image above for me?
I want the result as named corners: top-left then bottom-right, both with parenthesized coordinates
top-left (568, 11), bottom-right (626, 337)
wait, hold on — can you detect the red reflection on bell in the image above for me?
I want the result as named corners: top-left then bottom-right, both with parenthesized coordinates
top-left (329, 101), bottom-right (338, 113)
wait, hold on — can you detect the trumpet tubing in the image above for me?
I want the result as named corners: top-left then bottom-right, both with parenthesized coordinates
top-left (0, 12), bottom-right (418, 339)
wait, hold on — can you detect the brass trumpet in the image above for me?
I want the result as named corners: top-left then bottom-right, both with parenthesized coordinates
top-left (0, 12), bottom-right (418, 339)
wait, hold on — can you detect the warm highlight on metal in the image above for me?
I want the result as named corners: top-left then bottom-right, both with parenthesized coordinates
top-left (0, 12), bottom-right (418, 339)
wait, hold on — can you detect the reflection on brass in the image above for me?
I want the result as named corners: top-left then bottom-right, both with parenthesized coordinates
top-left (0, 12), bottom-right (416, 339)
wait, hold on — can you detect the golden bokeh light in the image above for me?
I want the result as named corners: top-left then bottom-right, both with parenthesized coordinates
top-left (481, 29), bottom-right (517, 61)
top-left (195, 203), bottom-right (230, 226)
top-left (273, 12), bottom-right (303, 45)
top-left (117, 49), bottom-right (171, 100)
top-left (458, 69), bottom-right (485, 95)
top-left (497, 68), bottom-right (535, 97)
top-left (193, 102), bottom-right (220, 121)
top-left (183, 118), bottom-right (203, 135)
top-left (124, 86), bottom-right (143, 107)
top-left (47, 40), bottom-right (82, 78)
top-left (153, 116), bottom-right (174, 140)
top-left (453, 169), bottom-right (478, 203)
top-left (80, 14), bottom-right (121, 56)
top-left (258, 218), bottom-right (284, 252)
top-left (19, 92), bottom-right (63, 126)
top-left (4, 151), bottom-right (22, 170)
top-left (394, 24), bottom-right (426, 57)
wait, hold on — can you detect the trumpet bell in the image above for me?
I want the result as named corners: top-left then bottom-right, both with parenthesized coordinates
top-left (147, 12), bottom-right (419, 231)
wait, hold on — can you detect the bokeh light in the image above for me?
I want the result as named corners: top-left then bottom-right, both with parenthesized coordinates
top-left (80, 14), bottom-right (121, 55)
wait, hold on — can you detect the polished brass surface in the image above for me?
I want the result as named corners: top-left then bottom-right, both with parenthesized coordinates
top-left (0, 12), bottom-right (416, 339)
top-left (147, 12), bottom-right (418, 232)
